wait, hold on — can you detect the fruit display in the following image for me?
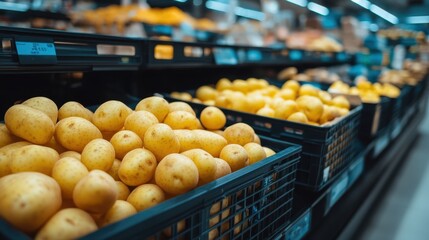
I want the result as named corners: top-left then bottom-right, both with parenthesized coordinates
top-left (0, 96), bottom-right (278, 239)
top-left (328, 76), bottom-right (401, 103)
top-left (286, 30), bottom-right (343, 52)
top-left (379, 68), bottom-right (426, 87)
top-left (171, 78), bottom-right (352, 126)
top-left (277, 67), bottom-right (343, 85)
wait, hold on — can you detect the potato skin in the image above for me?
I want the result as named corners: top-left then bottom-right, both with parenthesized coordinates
top-left (93, 100), bottom-right (132, 132)
top-left (58, 101), bottom-right (93, 121)
top-left (0, 172), bottom-right (62, 233)
top-left (5, 104), bottom-right (55, 145)
top-left (10, 144), bottom-right (59, 175)
top-left (35, 208), bottom-right (98, 240)
top-left (118, 148), bottom-right (157, 186)
top-left (22, 96), bottom-right (58, 124)
top-left (144, 123), bottom-right (180, 161)
top-left (54, 117), bottom-right (102, 152)
top-left (99, 200), bottom-right (137, 227)
top-left (127, 184), bottom-right (165, 211)
top-left (52, 157), bottom-right (89, 199)
top-left (81, 139), bottom-right (115, 171)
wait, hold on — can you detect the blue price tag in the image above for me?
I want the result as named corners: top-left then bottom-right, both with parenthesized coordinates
top-left (289, 50), bottom-right (303, 60)
top-left (348, 155), bottom-right (364, 186)
top-left (337, 52), bottom-right (348, 61)
top-left (374, 133), bottom-right (389, 157)
top-left (327, 173), bottom-right (349, 211)
top-left (16, 41), bottom-right (57, 65)
top-left (247, 49), bottom-right (262, 61)
top-left (285, 210), bottom-right (311, 240)
top-left (213, 47), bottom-right (238, 65)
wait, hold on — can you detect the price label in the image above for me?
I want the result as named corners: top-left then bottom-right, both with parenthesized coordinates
top-left (337, 52), bottom-right (348, 61)
top-left (285, 210), bottom-right (311, 240)
top-left (348, 155), bottom-right (364, 186)
top-left (213, 47), bottom-right (238, 65)
top-left (247, 49), bottom-right (263, 61)
top-left (16, 41), bottom-right (57, 65)
top-left (289, 50), bottom-right (303, 61)
top-left (327, 173), bottom-right (349, 211)
top-left (374, 134), bottom-right (389, 157)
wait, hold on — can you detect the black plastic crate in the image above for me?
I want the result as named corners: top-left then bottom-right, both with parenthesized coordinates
top-left (163, 93), bottom-right (362, 192)
top-left (0, 136), bottom-right (300, 240)
top-left (359, 97), bottom-right (390, 142)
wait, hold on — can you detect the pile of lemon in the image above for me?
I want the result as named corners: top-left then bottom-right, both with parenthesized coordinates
top-left (172, 78), bottom-right (351, 126)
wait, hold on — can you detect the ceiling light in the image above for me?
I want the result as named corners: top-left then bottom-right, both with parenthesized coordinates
top-left (205, 1), bottom-right (264, 21)
top-left (350, 0), bottom-right (371, 9)
top-left (307, 2), bottom-right (329, 16)
top-left (406, 15), bottom-right (429, 24)
top-left (370, 4), bottom-right (398, 24)
top-left (286, 0), bottom-right (308, 8)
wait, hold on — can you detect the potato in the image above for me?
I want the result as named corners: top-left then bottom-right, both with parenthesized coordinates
top-left (0, 124), bottom-right (19, 148)
top-left (99, 200), bottom-right (137, 227)
top-left (213, 158), bottom-right (232, 179)
top-left (10, 145), bottom-right (59, 175)
top-left (58, 101), bottom-right (93, 121)
top-left (173, 129), bottom-right (200, 152)
top-left (35, 208), bottom-right (97, 240)
top-left (81, 139), bottom-right (115, 171)
top-left (200, 106), bottom-right (226, 130)
top-left (196, 86), bottom-right (217, 101)
top-left (164, 111), bottom-right (200, 130)
top-left (155, 153), bottom-right (199, 195)
top-left (124, 110), bottom-right (158, 139)
top-left (182, 149), bottom-right (217, 184)
top-left (73, 170), bottom-right (118, 214)
top-left (44, 137), bottom-right (67, 154)
top-left (55, 117), bottom-right (102, 152)
top-left (262, 147), bottom-right (276, 157)
top-left (253, 134), bottom-right (261, 145)
top-left (110, 130), bottom-right (143, 160)
top-left (5, 104), bottom-right (54, 144)
top-left (144, 123), bottom-right (180, 161)
top-left (59, 150), bottom-right (81, 160)
top-left (22, 96), bottom-right (58, 124)
top-left (0, 172), bottom-right (61, 233)
top-left (193, 130), bottom-right (227, 157)
top-left (0, 151), bottom-right (11, 178)
top-left (127, 184), bottom-right (165, 211)
top-left (244, 143), bottom-right (267, 165)
top-left (52, 157), bottom-right (89, 199)
top-left (168, 102), bottom-right (196, 116)
top-left (116, 181), bottom-right (130, 200)
top-left (220, 144), bottom-right (248, 172)
top-left (92, 100), bottom-right (132, 132)
top-left (163, 219), bottom-right (186, 237)
top-left (107, 159), bottom-right (121, 181)
top-left (223, 123), bottom-right (255, 146)
top-left (119, 148), bottom-right (157, 186)
top-left (135, 96), bottom-right (169, 122)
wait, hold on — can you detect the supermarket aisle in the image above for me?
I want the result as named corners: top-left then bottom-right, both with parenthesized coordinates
top-left (359, 94), bottom-right (429, 240)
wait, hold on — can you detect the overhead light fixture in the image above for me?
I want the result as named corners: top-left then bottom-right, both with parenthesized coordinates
top-left (370, 4), bottom-right (398, 24)
top-left (406, 15), bottom-right (429, 24)
top-left (286, 0), bottom-right (307, 8)
top-left (307, 2), bottom-right (329, 16)
top-left (205, 0), bottom-right (265, 21)
top-left (350, 0), bottom-right (371, 9)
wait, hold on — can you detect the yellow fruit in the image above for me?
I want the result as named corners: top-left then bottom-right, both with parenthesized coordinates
top-left (118, 148), bottom-right (157, 186)
top-left (331, 96), bottom-right (350, 109)
top-left (287, 112), bottom-right (309, 124)
top-left (110, 130), bottom-right (143, 160)
top-left (262, 147), bottom-right (276, 157)
top-left (124, 110), bottom-right (159, 140)
top-left (181, 149), bottom-right (217, 184)
top-left (196, 86), bottom-right (218, 101)
top-left (243, 142), bottom-right (267, 165)
top-left (318, 91), bottom-right (332, 105)
top-left (349, 87), bottom-right (360, 95)
top-left (168, 102), bottom-right (196, 116)
top-left (99, 200), bottom-right (136, 227)
top-left (220, 144), bottom-right (248, 172)
top-left (276, 88), bottom-right (296, 100)
top-left (92, 100), bottom-right (132, 132)
top-left (231, 79), bottom-right (249, 93)
top-left (144, 123), bottom-right (180, 162)
top-left (223, 123), bottom-right (255, 146)
top-left (319, 105), bottom-right (341, 124)
top-left (127, 184), bottom-right (165, 211)
top-left (356, 79), bottom-right (372, 90)
top-left (216, 78), bottom-right (232, 91)
top-left (81, 139), bottom-right (115, 171)
top-left (282, 80), bottom-right (300, 93)
top-left (135, 96), bottom-right (170, 122)
top-left (296, 96), bottom-right (324, 122)
top-left (256, 107), bottom-right (275, 118)
top-left (299, 84), bottom-right (319, 97)
top-left (200, 106), bottom-right (226, 130)
top-left (274, 100), bottom-right (298, 120)
top-left (163, 111), bottom-right (200, 130)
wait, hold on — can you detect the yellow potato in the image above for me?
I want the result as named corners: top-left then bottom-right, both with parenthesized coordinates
top-left (35, 208), bottom-right (97, 240)
top-left (163, 219), bottom-right (186, 237)
top-left (244, 142), bottom-right (267, 165)
top-left (253, 134), bottom-right (261, 145)
top-left (296, 95), bottom-right (324, 122)
top-left (216, 78), bottom-right (232, 91)
top-left (5, 104), bottom-right (54, 144)
top-left (262, 147), bottom-right (276, 157)
top-left (0, 172), bottom-right (61, 233)
top-left (44, 137), bottom-right (67, 154)
top-left (73, 170), bottom-right (118, 214)
top-left (155, 153), bottom-right (199, 195)
top-left (256, 106), bottom-right (275, 118)
top-left (81, 139), bottom-right (115, 171)
top-left (99, 200), bottom-right (137, 227)
top-left (10, 144), bottom-right (59, 175)
top-left (299, 84), bottom-right (319, 97)
top-left (282, 80), bottom-right (300, 93)
top-left (193, 130), bottom-right (228, 157)
top-left (220, 144), bottom-right (248, 172)
top-left (168, 102), bottom-right (196, 116)
top-left (173, 129), bottom-right (200, 152)
top-left (182, 149), bottom-right (217, 184)
top-left (93, 100), bottom-right (133, 132)
top-left (110, 130), bottom-right (143, 160)
top-left (127, 184), bottom-right (165, 211)
top-left (107, 159), bottom-right (121, 181)
top-left (22, 96), bottom-right (58, 124)
top-left (52, 157), bottom-right (89, 199)
top-left (0, 151), bottom-right (11, 178)
top-left (119, 148), bottom-right (157, 186)
top-left (213, 158), bottom-right (232, 179)
top-left (144, 123), bottom-right (180, 161)
top-left (274, 100), bottom-right (298, 120)
top-left (0, 124), bottom-right (19, 148)
top-left (58, 101), bottom-right (93, 121)
top-left (124, 110), bottom-right (159, 139)
top-left (135, 96), bottom-right (169, 122)
top-left (116, 181), bottom-right (130, 200)
top-left (200, 106), bottom-right (226, 130)
top-left (55, 117), bottom-right (102, 152)
top-left (59, 151), bottom-right (81, 160)
top-left (223, 123), bottom-right (255, 146)
top-left (163, 111), bottom-right (200, 130)
top-left (196, 86), bottom-right (217, 101)
top-left (332, 95), bottom-right (350, 110)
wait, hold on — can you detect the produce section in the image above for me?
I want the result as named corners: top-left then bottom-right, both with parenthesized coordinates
top-left (0, 1), bottom-right (429, 239)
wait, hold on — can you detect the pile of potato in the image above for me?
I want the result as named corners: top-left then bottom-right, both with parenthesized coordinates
top-left (328, 76), bottom-right (401, 103)
top-left (0, 96), bottom-right (275, 239)
top-left (171, 78), bottom-right (351, 126)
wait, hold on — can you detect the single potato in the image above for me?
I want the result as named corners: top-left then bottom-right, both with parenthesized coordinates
top-left (59, 151), bottom-right (81, 160)
top-left (182, 149), bottom-right (217, 184)
top-left (0, 151), bottom-right (11, 178)
top-left (0, 172), bottom-right (61, 233)
top-left (73, 170), bottom-right (118, 214)
top-left (193, 130), bottom-right (227, 157)
top-left (163, 110), bottom-right (200, 130)
top-left (81, 139), bottom-right (115, 171)
top-left (163, 220), bottom-right (186, 237)
top-left (173, 129), bottom-right (200, 152)
top-left (124, 110), bottom-right (159, 139)
top-left (127, 184), bottom-right (165, 211)
top-left (22, 96), bottom-right (58, 124)
top-left (262, 147), bottom-right (276, 157)
top-left (0, 124), bottom-right (19, 148)
top-left (52, 157), bottom-right (89, 199)
top-left (213, 158), bottom-right (232, 179)
top-left (110, 130), bottom-right (143, 160)
top-left (58, 101), bottom-right (93, 121)
top-left (10, 144), bottom-right (59, 175)
top-left (244, 142), bottom-right (267, 165)
top-left (144, 124), bottom-right (180, 161)
top-left (135, 96), bottom-right (170, 122)
top-left (5, 104), bottom-right (54, 145)
top-left (223, 123), bottom-right (255, 146)
top-left (107, 159), bottom-right (121, 181)
top-left (119, 148), bottom-right (157, 186)
top-left (155, 153), bottom-right (199, 195)
top-left (93, 100), bottom-right (133, 132)
top-left (116, 181), bottom-right (131, 201)
top-left (44, 137), bottom-right (67, 154)
top-left (99, 200), bottom-right (137, 227)
top-left (220, 144), bottom-right (248, 172)
top-left (200, 106), bottom-right (226, 130)
top-left (55, 117), bottom-right (102, 152)
top-left (168, 102), bottom-right (196, 116)
top-left (35, 208), bottom-right (97, 240)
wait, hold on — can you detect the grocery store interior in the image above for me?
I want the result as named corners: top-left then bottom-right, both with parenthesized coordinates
top-left (0, 0), bottom-right (428, 240)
